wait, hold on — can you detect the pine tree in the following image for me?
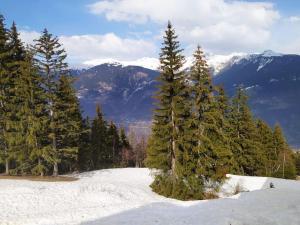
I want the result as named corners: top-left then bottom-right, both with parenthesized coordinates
top-left (189, 46), bottom-right (234, 187)
top-left (32, 29), bottom-right (68, 176)
top-left (78, 117), bottom-right (92, 171)
top-left (107, 121), bottom-right (121, 167)
top-left (146, 22), bottom-right (193, 199)
top-left (90, 105), bottom-right (108, 169)
top-left (294, 151), bottom-right (300, 176)
top-left (5, 22), bottom-right (27, 174)
top-left (0, 15), bottom-right (10, 174)
top-left (17, 51), bottom-right (49, 176)
top-left (0, 19), bottom-right (27, 174)
top-left (256, 119), bottom-right (274, 176)
top-left (272, 124), bottom-right (296, 179)
top-left (54, 75), bottom-right (82, 173)
top-left (229, 87), bottom-right (264, 176)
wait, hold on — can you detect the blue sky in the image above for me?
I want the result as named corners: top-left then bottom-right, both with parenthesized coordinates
top-left (1, 0), bottom-right (300, 67)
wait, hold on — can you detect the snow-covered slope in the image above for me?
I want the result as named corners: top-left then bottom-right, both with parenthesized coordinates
top-left (1, 168), bottom-right (299, 225)
top-left (80, 53), bottom-right (247, 74)
top-left (83, 57), bottom-right (160, 71)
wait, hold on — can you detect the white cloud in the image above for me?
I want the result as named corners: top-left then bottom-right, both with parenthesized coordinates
top-left (19, 30), bottom-right (40, 45)
top-left (19, 31), bottom-right (157, 67)
top-left (88, 0), bottom-right (280, 53)
top-left (287, 16), bottom-right (300, 23)
top-left (60, 33), bottom-right (156, 63)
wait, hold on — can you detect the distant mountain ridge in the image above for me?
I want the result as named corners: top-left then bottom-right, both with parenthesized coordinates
top-left (214, 50), bottom-right (300, 147)
top-left (73, 63), bottom-right (158, 122)
top-left (71, 51), bottom-right (300, 147)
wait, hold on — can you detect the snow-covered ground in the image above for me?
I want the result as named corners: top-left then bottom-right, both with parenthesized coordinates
top-left (0, 168), bottom-right (300, 225)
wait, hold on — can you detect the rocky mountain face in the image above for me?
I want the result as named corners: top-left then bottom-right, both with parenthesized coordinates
top-left (72, 51), bottom-right (300, 147)
top-left (214, 51), bottom-right (300, 148)
top-left (73, 63), bottom-right (158, 124)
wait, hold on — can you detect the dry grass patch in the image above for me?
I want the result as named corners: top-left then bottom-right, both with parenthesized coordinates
top-left (0, 175), bottom-right (78, 182)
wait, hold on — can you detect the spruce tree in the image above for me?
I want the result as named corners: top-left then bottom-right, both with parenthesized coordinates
top-left (90, 105), bottom-right (108, 169)
top-left (146, 22), bottom-right (191, 199)
top-left (229, 87), bottom-right (264, 175)
top-left (256, 119), bottom-right (274, 176)
top-left (54, 75), bottom-right (82, 173)
top-left (107, 121), bottom-right (121, 167)
top-left (272, 124), bottom-right (296, 179)
top-left (0, 19), bottom-right (26, 174)
top-left (294, 152), bottom-right (300, 176)
top-left (0, 15), bottom-right (10, 174)
top-left (32, 29), bottom-right (68, 176)
top-left (5, 22), bottom-right (27, 174)
top-left (17, 51), bottom-right (49, 176)
top-left (189, 46), bottom-right (234, 185)
top-left (78, 117), bottom-right (92, 171)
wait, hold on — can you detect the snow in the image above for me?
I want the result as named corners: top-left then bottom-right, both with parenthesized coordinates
top-left (206, 53), bottom-right (246, 75)
top-left (1, 168), bottom-right (299, 225)
top-left (244, 85), bottom-right (259, 91)
top-left (261, 50), bottom-right (283, 57)
top-left (270, 78), bottom-right (279, 82)
top-left (257, 58), bottom-right (273, 71)
top-left (80, 50), bottom-right (286, 76)
top-left (83, 57), bottom-right (160, 71)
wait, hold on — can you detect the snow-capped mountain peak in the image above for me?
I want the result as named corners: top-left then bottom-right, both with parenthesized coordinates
top-left (260, 50), bottom-right (283, 57)
top-left (81, 50), bottom-right (286, 75)
top-left (83, 57), bottom-right (159, 70)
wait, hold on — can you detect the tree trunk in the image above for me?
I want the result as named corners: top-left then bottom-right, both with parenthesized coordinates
top-left (171, 109), bottom-right (176, 176)
top-left (38, 158), bottom-right (44, 177)
top-left (282, 151), bottom-right (286, 178)
top-left (53, 162), bottom-right (58, 177)
top-left (52, 133), bottom-right (58, 176)
top-left (112, 138), bottom-right (115, 164)
top-left (5, 158), bottom-right (9, 175)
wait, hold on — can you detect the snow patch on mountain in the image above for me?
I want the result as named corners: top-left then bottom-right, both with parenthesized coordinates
top-left (206, 52), bottom-right (247, 75)
top-left (261, 50), bottom-right (283, 57)
top-left (83, 57), bottom-right (159, 70)
top-left (257, 58), bottom-right (273, 71)
top-left (244, 84), bottom-right (259, 90)
top-left (81, 50), bottom-right (287, 76)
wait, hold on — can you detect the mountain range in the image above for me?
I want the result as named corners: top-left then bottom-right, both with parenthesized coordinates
top-left (71, 50), bottom-right (300, 148)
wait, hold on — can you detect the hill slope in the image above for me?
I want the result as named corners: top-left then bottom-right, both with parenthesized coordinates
top-left (73, 63), bottom-right (158, 122)
top-left (214, 51), bottom-right (300, 147)
top-left (0, 168), bottom-right (300, 225)
top-left (72, 51), bottom-right (300, 147)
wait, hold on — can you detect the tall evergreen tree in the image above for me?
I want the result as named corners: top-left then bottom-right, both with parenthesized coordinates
top-left (5, 22), bottom-right (27, 174)
top-left (0, 20), bottom-right (26, 174)
top-left (272, 124), bottom-right (296, 179)
top-left (90, 105), bottom-right (108, 169)
top-left (54, 75), bottom-right (82, 173)
top-left (0, 15), bottom-right (10, 174)
top-left (229, 87), bottom-right (264, 175)
top-left (189, 46), bottom-right (234, 185)
top-left (146, 22), bottom-right (192, 199)
top-left (107, 121), bottom-right (121, 167)
top-left (78, 117), bottom-right (92, 171)
top-left (256, 119), bottom-right (274, 176)
top-left (294, 151), bottom-right (300, 176)
top-left (32, 29), bottom-right (68, 176)
top-left (17, 51), bottom-right (49, 176)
